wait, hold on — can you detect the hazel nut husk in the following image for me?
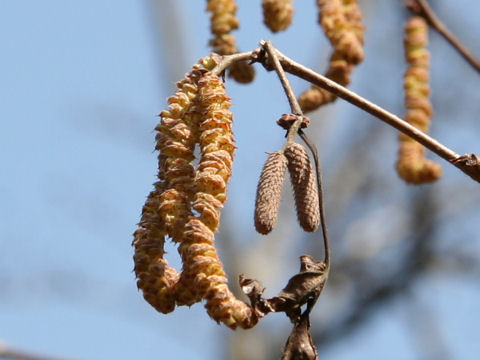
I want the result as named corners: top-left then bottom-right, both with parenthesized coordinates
top-left (396, 16), bottom-right (442, 184)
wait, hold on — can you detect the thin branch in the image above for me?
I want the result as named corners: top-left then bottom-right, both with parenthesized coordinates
top-left (210, 44), bottom-right (480, 183)
top-left (0, 341), bottom-right (76, 360)
top-left (262, 40), bottom-right (304, 146)
top-left (212, 50), bottom-right (255, 76)
top-left (408, 0), bottom-right (480, 73)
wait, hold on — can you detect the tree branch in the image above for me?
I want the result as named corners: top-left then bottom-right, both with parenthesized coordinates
top-left (211, 43), bottom-right (480, 183)
top-left (0, 340), bottom-right (76, 360)
top-left (408, 0), bottom-right (480, 73)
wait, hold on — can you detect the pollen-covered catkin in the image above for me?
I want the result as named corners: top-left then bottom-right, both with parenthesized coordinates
top-left (206, 0), bottom-right (255, 83)
top-left (132, 182), bottom-right (179, 314)
top-left (298, 0), bottom-right (364, 112)
top-left (396, 16), bottom-right (442, 184)
top-left (133, 56), bottom-right (219, 312)
top-left (254, 152), bottom-right (288, 235)
top-left (262, 0), bottom-right (294, 33)
top-left (177, 72), bottom-right (258, 328)
top-left (285, 143), bottom-right (320, 232)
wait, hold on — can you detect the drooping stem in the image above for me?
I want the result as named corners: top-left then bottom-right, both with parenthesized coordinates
top-left (299, 131), bottom-right (330, 267)
top-left (409, 0), bottom-right (480, 73)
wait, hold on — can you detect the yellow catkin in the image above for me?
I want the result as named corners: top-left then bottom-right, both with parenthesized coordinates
top-left (206, 0), bottom-right (255, 83)
top-left (298, 0), bottom-right (364, 112)
top-left (284, 143), bottom-right (320, 232)
top-left (177, 73), bottom-right (258, 329)
top-left (262, 0), bottom-right (294, 33)
top-left (133, 56), bottom-right (219, 312)
top-left (396, 16), bottom-right (442, 184)
top-left (254, 152), bottom-right (288, 235)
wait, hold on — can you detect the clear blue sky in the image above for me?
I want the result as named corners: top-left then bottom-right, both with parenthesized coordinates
top-left (1, 1), bottom-right (480, 359)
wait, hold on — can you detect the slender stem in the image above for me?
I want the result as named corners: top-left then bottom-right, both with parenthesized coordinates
top-left (274, 48), bottom-right (460, 162)
top-left (0, 340), bottom-right (75, 360)
top-left (299, 131), bottom-right (330, 267)
top-left (411, 0), bottom-right (480, 73)
top-left (262, 40), bottom-right (304, 146)
top-left (212, 50), bottom-right (255, 76)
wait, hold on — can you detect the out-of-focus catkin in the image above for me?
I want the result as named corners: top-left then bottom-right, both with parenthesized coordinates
top-left (206, 0), bottom-right (255, 83)
top-left (262, 0), bottom-right (294, 33)
top-left (298, 0), bottom-right (364, 112)
top-left (254, 152), bottom-right (288, 235)
top-left (133, 56), bottom-right (219, 312)
top-left (176, 72), bottom-right (258, 328)
top-left (285, 143), bottom-right (320, 232)
top-left (396, 16), bottom-right (442, 184)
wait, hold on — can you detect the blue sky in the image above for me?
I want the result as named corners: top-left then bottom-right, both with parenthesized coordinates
top-left (1, 1), bottom-right (480, 359)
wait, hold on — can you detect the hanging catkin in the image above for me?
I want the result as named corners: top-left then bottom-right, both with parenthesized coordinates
top-left (133, 56), bottom-right (219, 313)
top-left (262, 0), bottom-right (294, 33)
top-left (298, 0), bottom-right (364, 112)
top-left (177, 73), bottom-right (258, 329)
top-left (254, 152), bottom-right (288, 234)
top-left (206, 0), bottom-right (255, 83)
top-left (284, 143), bottom-right (320, 232)
top-left (396, 16), bottom-right (442, 184)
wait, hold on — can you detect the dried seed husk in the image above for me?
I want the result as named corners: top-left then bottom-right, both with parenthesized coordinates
top-left (285, 143), bottom-right (320, 232)
top-left (254, 152), bottom-right (288, 235)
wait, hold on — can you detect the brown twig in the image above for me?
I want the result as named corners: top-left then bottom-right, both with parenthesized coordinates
top-left (211, 44), bottom-right (480, 183)
top-left (408, 0), bottom-right (480, 73)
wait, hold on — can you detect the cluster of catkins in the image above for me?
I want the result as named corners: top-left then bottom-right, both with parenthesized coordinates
top-left (396, 16), bottom-right (442, 184)
top-left (254, 139), bottom-right (320, 236)
top-left (133, 55), bottom-right (258, 329)
top-left (298, 0), bottom-right (365, 112)
top-left (206, 0), bottom-right (255, 83)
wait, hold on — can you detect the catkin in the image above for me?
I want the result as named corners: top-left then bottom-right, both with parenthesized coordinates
top-left (262, 0), bottom-right (294, 33)
top-left (206, 0), bottom-right (255, 83)
top-left (133, 56), bottom-right (219, 312)
top-left (298, 0), bottom-right (364, 112)
top-left (177, 73), bottom-right (258, 329)
top-left (254, 152), bottom-right (288, 235)
top-left (284, 143), bottom-right (320, 232)
top-left (396, 16), bottom-right (442, 184)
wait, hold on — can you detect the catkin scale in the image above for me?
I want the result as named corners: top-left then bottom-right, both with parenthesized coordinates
top-left (298, 0), bottom-right (364, 112)
top-left (396, 16), bottom-right (442, 184)
top-left (262, 0), bottom-right (294, 33)
top-left (285, 143), bottom-right (320, 232)
top-left (254, 152), bottom-right (288, 235)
